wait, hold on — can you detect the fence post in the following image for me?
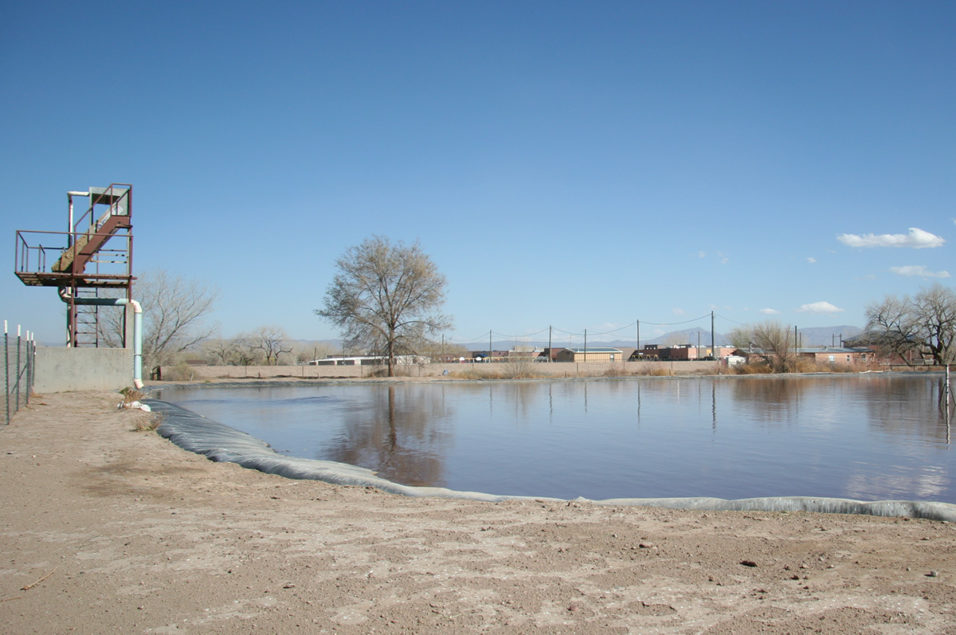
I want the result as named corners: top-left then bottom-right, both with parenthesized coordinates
top-left (25, 331), bottom-right (32, 406)
top-left (15, 325), bottom-right (21, 412)
top-left (4, 322), bottom-right (35, 424)
top-left (4, 321), bottom-right (9, 425)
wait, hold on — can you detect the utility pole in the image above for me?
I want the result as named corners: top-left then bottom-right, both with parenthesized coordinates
top-left (583, 329), bottom-right (588, 362)
top-left (710, 311), bottom-right (715, 359)
top-left (548, 325), bottom-right (553, 362)
top-left (636, 319), bottom-right (640, 352)
top-left (489, 330), bottom-right (493, 363)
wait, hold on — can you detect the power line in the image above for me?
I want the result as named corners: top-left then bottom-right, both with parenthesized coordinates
top-left (448, 312), bottom-right (719, 343)
top-left (490, 326), bottom-right (551, 339)
top-left (713, 312), bottom-right (748, 326)
top-left (640, 313), bottom-right (711, 327)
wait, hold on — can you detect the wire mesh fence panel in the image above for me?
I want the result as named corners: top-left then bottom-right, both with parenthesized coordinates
top-left (4, 321), bottom-right (35, 424)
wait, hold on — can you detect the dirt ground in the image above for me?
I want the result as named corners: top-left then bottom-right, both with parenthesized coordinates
top-left (2, 390), bottom-right (955, 633)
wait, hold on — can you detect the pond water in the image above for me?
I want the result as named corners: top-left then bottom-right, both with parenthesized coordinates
top-left (154, 374), bottom-right (955, 502)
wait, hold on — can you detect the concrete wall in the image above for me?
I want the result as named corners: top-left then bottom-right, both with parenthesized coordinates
top-left (167, 360), bottom-right (721, 381)
top-left (34, 346), bottom-right (133, 393)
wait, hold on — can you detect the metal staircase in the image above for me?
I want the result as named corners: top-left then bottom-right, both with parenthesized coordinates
top-left (15, 184), bottom-right (134, 347)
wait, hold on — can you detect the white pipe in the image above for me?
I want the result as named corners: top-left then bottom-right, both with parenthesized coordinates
top-left (128, 299), bottom-right (143, 389)
top-left (66, 191), bottom-right (89, 243)
top-left (68, 195), bottom-right (74, 246)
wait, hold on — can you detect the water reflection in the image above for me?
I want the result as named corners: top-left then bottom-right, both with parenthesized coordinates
top-left (844, 464), bottom-right (950, 501)
top-left (729, 376), bottom-right (807, 427)
top-left (325, 385), bottom-right (453, 486)
top-left (157, 374), bottom-right (956, 502)
top-left (859, 376), bottom-right (952, 446)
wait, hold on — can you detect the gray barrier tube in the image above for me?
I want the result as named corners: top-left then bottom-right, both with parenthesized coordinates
top-left (146, 399), bottom-right (956, 522)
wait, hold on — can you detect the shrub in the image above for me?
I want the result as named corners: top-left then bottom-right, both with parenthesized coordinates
top-left (132, 415), bottom-right (161, 432)
top-left (119, 386), bottom-right (144, 404)
top-left (161, 362), bottom-right (198, 381)
top-left (792, 358), bottom-right (856, 373)
top-left (732, 362), bottom-right (772, 375)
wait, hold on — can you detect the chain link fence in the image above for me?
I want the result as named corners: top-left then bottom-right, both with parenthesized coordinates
top-left (4, 321), bottom-right (35, 424)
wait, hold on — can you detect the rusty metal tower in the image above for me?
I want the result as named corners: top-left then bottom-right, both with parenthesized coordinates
top-left (15, 184), bottom-right (134, 347)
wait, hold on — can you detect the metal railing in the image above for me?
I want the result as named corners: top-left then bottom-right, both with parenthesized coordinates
top-left (15, 229), bottom-right (133, 282)
top-left (4, 321), bottom-right (35, 424)
top-left (70, 184), bottom-right (131, 238)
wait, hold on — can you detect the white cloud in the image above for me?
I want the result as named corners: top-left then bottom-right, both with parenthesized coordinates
top-left (797, 301), bottom-right (844, 314)
top-left (698, 250), bottom-right (728, 263)
top-left (759, 308), bottom-right (780, 315)
top-left (672, 307), bottom-right (685, 316)
top-left (806, 257), bottom-right (816, 264)
top-left (837, 227), bottom-right (944, 249)
top-left (890, 265), bottom-right (951, 279)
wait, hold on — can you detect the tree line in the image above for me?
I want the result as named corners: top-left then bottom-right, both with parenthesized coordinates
top-left (117, 239), bottom-right (955, 377)
top-left (729, 285), bottom-right (955, 372)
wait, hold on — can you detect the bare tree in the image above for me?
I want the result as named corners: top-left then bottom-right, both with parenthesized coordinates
top-left (418, 338), bottom-right (469, 363)
top-left (317, 236), bottom-right (451, 376)
top-left (204, 338), bottom-right (238, 365)
top-left (865, 284), bottom-right (956, 366)
top-left (662, 332), bottom-right (688, 347)
top-left (295, 341), bottom-right (337, 364)
top-left (100, 270), bottom-right (217, 374)
top-left (252, 325), bottom-right (293, 365)
top-left (231, 333), bottom-right (260, 366)
top-left (730, 321), bottom-right (795, 372)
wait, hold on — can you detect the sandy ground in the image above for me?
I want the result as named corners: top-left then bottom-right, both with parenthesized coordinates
top-left (1, 390), bottom-right (955, 633)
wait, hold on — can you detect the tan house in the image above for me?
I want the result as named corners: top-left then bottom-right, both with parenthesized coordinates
top-left (630, 344), bottom-right (735, 361)
top-left (555, 347), bottom-right (623, 363)
top-left (797, 347), bottom-right (873, 365)
top-left (735, 346), bottom-right (874, 367)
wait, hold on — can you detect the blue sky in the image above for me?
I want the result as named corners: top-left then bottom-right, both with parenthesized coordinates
top-left (2, 1), bottom-right (953, 346)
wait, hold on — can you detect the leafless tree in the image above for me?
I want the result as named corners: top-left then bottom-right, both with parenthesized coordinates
top-left (865, 284), bottom-right (956, 366)
top-left (295, 341), bottom-right (337, 364)
top-left (729, 321), bottom-right (795, 373)
top-left (231, 334), bottom-right (260, 366)
top-left (317, 236), bottom-right (451, 376)
top-left (662, 332), bottom-right (689, 347)
top-left (252, 326), bottom-right (293, 365)
top-left (99, 270), bottom-right (217, 374)
top-left (204, 338), bottom-right (238, 365)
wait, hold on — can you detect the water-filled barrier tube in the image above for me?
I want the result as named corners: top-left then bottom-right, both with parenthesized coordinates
top-left (147, 399), bottom-right (956, 522)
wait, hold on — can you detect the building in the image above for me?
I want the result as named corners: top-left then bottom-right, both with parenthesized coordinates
top-left (311, 355), bottom-right (428, 366)
top-left (796, 347), bottom-right (873, 365)
top-left (555, 347), bottom-right (624, 363)
top-left (734, 346), bottom-right (874, 367)
top-left (630, 344), bottom-right (735, 361)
